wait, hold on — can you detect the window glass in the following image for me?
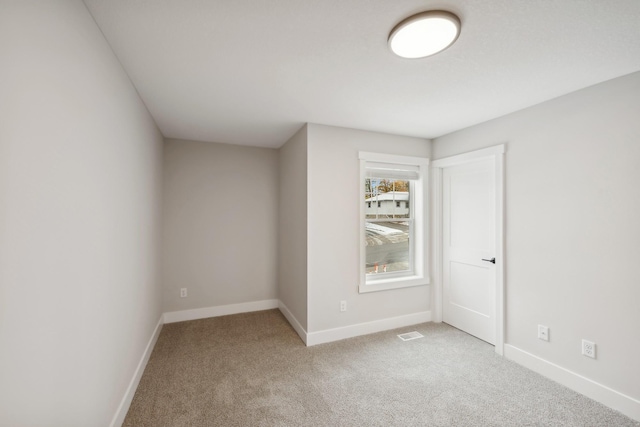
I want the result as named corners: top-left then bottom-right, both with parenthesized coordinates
top-left (364, 178), bottom-right (412, 275)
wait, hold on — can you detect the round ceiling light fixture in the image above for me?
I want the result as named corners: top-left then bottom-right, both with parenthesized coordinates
top-left (388, 10), bottom-right (461, 59)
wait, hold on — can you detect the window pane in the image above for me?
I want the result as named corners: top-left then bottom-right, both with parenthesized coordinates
top-left (365, 221), bottom-right (410, 274)
top-left (364, 178), bottom-right (410, 219)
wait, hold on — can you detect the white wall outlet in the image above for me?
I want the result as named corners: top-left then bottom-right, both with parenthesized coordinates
top-left (582, 339), bottom-right (596, 359)
top-left (340, 300), bottom-right (347, 312)
top-left (180, 288), bottom-right (187, 298)
top-left (538, 325), bottom-right (549, 341)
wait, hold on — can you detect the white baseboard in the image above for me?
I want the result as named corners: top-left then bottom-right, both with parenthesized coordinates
top-left (306, 311), bottom-right (432, 346)
top-left (504, 344), bottom-right (640, 422)
top-left (277, 301), bottom-right (308, 345)
top-left (109, 315), bottom-right (163, 427)
top-left (163, 299), bottom-right (279, 324)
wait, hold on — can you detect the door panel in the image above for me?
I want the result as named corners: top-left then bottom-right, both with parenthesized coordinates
top-left (443, 158), bottom-right (496, 344)
top-left (450, 170), bottom-right (494, 251)
top-left (449, 261), bottom-right (491, 316)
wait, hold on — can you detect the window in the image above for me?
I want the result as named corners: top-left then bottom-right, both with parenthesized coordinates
top-left (359, 152), bottom-right (429, 293)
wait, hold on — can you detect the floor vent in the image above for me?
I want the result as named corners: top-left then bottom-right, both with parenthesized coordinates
top-left (397, 331), bottom-right (424, 341)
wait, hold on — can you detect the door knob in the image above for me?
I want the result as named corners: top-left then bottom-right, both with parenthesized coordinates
top-left (482, 257), bottom-right (496, 264)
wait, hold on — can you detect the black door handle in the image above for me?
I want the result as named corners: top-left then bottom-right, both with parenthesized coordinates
top-left (482, 257), bottom-right (496, 264)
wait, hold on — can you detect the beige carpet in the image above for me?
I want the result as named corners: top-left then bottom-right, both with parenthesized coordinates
top-left (124, 309), bottom-right (639, 426)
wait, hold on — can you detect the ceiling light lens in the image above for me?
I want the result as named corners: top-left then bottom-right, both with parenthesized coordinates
top-left (389, 11), bottom-right (461, 59)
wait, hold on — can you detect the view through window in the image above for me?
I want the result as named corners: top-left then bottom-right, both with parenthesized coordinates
top-left (364, 178), bottom-right (412, 276)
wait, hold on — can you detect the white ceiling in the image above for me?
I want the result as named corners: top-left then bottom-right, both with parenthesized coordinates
top-left (83, 0), bottom-right (640, 148)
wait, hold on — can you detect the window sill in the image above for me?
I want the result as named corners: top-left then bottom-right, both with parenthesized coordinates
top-left (359, 275), bottom-right (429, 294)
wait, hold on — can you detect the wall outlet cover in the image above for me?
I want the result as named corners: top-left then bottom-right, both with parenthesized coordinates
top-left (582, 339), bottom-right (596, 359)
top-left (538, 325), bottom-right (549, 341)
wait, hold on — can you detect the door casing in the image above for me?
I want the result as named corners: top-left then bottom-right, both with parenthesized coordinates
top-left (432, 144), bottom-right (505, 355)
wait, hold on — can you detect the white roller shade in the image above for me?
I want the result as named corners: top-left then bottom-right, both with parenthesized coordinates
top-left (365, 161), bottom-right (420, 181)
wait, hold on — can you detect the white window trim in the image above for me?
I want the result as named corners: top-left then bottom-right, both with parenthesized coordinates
top-left (359, 152), bottom-right (430, 293)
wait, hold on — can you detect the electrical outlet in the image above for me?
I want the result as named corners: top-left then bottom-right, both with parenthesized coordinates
top-left (180, 288), bottom-right (187, 298)
top-left (582, 339), bottom-right (596, 359)
top-left (340, 300), bottom-right (347, 312)
top-left (538, 325), bottom-right (549, 341)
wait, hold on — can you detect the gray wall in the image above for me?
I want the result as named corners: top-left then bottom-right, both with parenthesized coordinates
top-left (277, 126), bottom-right (309, 330)
top-left (162, 139), bottom-right (278, 312)
top-left (432, 71), bottom-right (640, 402)
top-left (306, 124), bottom-right (431, 332)
top-left (0, 1), bottom-right (164, 426)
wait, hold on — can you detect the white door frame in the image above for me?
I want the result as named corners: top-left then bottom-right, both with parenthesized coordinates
top-left (432, 144), bottom-right (505, 355)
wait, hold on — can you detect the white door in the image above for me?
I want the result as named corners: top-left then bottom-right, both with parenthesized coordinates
top-left (442, 157), bottom-right (496, 344)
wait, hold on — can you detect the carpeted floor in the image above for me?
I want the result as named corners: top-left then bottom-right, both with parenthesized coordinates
top-left (124, 309), bottom-right (639, 426)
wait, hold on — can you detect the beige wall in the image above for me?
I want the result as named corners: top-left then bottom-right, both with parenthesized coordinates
top-left (277, 126), bottom-right (309, 330)
top-left (162, 139), bottom-right (278, 312)
top-left (0, 1), bottom-right (164, 426)
top-left (306, 124), bottom-right (431, 333)
top-left (432, 71), bottom-right (640, 402)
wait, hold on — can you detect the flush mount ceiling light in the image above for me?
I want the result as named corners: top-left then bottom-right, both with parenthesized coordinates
top-left (389, 10), bottom-right (461, 59)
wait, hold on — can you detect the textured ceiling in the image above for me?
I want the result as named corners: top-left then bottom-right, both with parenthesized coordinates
top-left (83, 0), bottom-right (640, 148)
